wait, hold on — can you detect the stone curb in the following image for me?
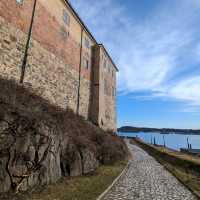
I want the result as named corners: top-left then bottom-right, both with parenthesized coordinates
top-left (96, 161), bottom-right (130, 200)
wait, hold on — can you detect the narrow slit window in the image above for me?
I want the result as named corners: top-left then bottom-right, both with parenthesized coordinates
top-left (63, 10), bottom-right (70, 26)
top-left (84, 38), bottom-right (90, 49)
top-left (112, 70), bottom-right (114, 77)
top-left (83, 58), bottom-right (89, 70)
top-left (60, 26), bottom-right (69, 40)
top-left (108, 64), bottom-right (111, 73)
top-left (112, 87), bottom-right (115, 97)
top-left (104, 60), bottom-right (107, 70)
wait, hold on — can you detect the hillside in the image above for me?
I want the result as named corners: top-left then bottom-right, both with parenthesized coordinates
top-left (0, 78), bottom-right (128, 194)
top-left (118, 126), bottom-right (200, 135)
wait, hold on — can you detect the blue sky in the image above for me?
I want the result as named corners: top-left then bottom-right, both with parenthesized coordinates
top-left (70, 0), bottom-right (200, 129)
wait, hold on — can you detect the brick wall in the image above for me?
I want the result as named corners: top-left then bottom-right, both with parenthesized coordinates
top-left (0, 15), bottom-right (79, 110)
top-left (0, 0), bottom-right (92, 118)
top-left (0, 0), bottom-right (117, 130)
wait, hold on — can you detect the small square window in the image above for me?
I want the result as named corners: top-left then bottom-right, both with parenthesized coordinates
top-left (63, 10), bottom-right (70, 26)
top-left (16, 0), bottom-right (23, 5)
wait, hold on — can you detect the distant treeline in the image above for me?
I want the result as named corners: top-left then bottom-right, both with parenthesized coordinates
top-left (117, 126), bottom-right (200, 135)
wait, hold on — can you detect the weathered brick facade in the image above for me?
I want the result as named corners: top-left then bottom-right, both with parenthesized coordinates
top-left (0, 0), bottom-right (117, 131)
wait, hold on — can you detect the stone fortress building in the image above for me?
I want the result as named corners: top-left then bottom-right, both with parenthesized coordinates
top-left (0, 0), bottom-right (118, 131)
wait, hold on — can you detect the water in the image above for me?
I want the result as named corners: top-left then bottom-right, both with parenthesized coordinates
top-left (118, 131), bottom-right (200, 151)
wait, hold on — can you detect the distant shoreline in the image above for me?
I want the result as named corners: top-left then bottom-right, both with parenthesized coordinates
top-left (117, 126), bottom-right (200, 135)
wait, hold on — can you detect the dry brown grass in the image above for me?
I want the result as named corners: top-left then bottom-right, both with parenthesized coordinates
top-left (158, 147), bottom-right (200, 165)
top-left (1, 161), bottom-right (127, 200)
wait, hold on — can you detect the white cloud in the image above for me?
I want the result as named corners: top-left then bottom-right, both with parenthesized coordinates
top-left (169, 76), bottom-right (200, 106)
top-left (70, 0), bottom-right (200, 111)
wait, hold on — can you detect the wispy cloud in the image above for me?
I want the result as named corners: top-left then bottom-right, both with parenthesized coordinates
top-left (70, 0), bottom-right (200, 112)
top-left (169, 76), bottom-right (200, 106)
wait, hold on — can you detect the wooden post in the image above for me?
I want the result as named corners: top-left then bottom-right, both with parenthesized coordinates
top-left (187, 137), bottom-right (189, 149)
top-left (163, 135), bottom-right (166, 147)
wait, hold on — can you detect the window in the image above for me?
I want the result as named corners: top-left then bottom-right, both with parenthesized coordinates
top-left (85, 59), bottom-right (89, 69)
top-left (104, 79), bottom-right (107, 94)
top-left (16, 0), bottom-right (23, 5)
top-left (63, 10), bottom-right (70, 26)
top-left (112, 87), bottom-right (115, 97)
top-left (60, 26), bottom-right (69, 40)
top-left (112, 70), bottom-right (114, 77)
top-left (108, 64), bottom-right (111, 73)
top-left (104, 79), bottom-right (110, 95)
top-left (103, 60), bottom-right (107, 69)
top-left (84, 37), bottom-right (90, 49)
top-left (83, 58), bottom-right (89, 70)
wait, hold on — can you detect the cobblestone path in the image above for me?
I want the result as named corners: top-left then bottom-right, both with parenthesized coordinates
top-left (102, 140), bottom-right (197, 200)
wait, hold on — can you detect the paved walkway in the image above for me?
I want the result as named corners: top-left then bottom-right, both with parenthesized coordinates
top-left (102, 140), bottom-right (197, 200)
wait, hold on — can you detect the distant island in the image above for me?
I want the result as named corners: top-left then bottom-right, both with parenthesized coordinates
top-left (117, 126), bottom-right (200, 135)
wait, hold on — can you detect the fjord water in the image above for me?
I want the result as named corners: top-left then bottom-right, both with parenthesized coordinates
top-left (118, 131), bottom-right (200, 150)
